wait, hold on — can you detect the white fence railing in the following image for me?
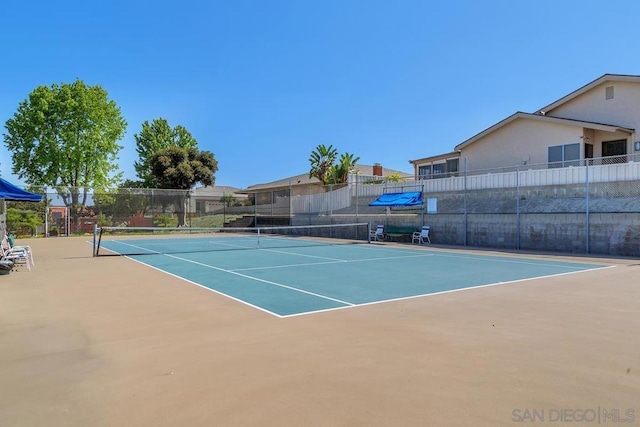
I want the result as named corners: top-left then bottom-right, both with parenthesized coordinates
top-left (292, 160), bottom-right (640, 214)
top-left (291, 185), bottom-right (351, 214)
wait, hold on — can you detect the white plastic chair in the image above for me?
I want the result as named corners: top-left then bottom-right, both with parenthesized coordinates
top-left (371, 225), bottom-right (385, 241)
top-left (412, 226), bottom-right (431, 244)
top-left (4, 235), bottom-right (34, 266)
top-left (0, 240), bottom-right (31, 270)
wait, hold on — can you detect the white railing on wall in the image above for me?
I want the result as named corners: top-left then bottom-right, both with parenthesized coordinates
top-left (291, 185), bottom-right (351, 214)
top-left (290, 156), bottom-right (640, 213)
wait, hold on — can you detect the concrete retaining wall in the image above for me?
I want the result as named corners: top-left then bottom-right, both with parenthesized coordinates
top-left (289, 180), bottom-right (640, 257)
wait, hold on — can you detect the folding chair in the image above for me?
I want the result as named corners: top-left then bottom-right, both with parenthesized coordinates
top-left (0, 243), bottom-right (30, 271)
top-left (3, 235), bottom-right (34, 266)
top-left (412, 226), bottom-right (431, 244)
top-left (1, 236), bottom-right (32, 270)
top-left (370, 225), bottom-right (385, 241)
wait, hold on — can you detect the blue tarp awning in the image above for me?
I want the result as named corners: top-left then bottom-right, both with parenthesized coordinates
top-left (0, 178), bottom-right (43, 202)
top-left (368, 191), bottom-right (423, 207)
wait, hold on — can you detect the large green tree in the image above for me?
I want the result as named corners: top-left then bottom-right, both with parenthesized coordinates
top-left (134, 118), bottom-right (197, 187)
top-left (149, 146), bottom-right (218, 226)
top-left (3, 79), bottom-right (126, 222)
top-left (308, 144), bottom-right (338, 185)
top-left (92, 179), bottom-right (152, 226)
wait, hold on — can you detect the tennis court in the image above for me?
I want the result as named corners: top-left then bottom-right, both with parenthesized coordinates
top-left (96, 225), bottom-right (610, 317)
top-left (2, 235), bottom-right (639, 426)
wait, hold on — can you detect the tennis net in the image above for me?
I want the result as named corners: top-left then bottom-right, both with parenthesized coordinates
top-left (93, 223), bottom-right (371, 256)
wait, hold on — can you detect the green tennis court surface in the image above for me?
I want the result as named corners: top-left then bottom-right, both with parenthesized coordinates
top-left (99, 238), bottom-right (610, 317)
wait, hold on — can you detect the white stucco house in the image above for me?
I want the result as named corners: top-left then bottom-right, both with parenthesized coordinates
top-left (410, 74), bottom-right (640, 177)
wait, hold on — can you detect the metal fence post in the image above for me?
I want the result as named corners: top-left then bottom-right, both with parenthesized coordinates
top-left (463, 158), bottom-right (468, 246)
top-left (355, 175), bottom-right (359, 222)
top-left (329, 184), bottom-right (333, 225)
top-left (585, 161), bottom-right (590, 254)
top-left (516, 165), bottom-right (520, 250)
top-left (308, 187), bottom-right (312, 225)
top-left (44, 187), bottom-right (49, 237)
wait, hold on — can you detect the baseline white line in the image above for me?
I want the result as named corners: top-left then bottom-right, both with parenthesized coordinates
top-left (101, 240), bottom-right (613, 318)
top-left (103, 240), bottom-right (354, 310)
top-left (280, 265), bottom-right (616, 318)
top-left (121, 256), bottom-right (284, 318)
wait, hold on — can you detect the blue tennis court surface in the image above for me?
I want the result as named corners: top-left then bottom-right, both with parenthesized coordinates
top-left (99, 237), bottom-right (611, 317)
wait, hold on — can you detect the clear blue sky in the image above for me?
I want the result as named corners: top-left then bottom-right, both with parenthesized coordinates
top-left (2, 0), bottom-right (640, 189)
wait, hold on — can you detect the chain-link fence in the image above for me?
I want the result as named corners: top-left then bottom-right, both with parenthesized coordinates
top-left (3, 153), bottom-right (639, 256)
top-left (289, 154), bottom-right (640, 257)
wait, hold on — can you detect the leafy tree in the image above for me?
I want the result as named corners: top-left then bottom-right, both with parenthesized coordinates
top-left (149, 146), bottom-right (218, 226)
top-left (154, 213), bottom-right (178, 228)
top-left (6, 208), bottom-right (42, 236)
top-left (120, 178), bottom-right (147, 189)
top-left (6, 188), bottom-right (47, 220)
top-left (308, 144), bottom-right (338, 185)
top-left (92, 185), bottom-right (151, 226)
top-left (3, 79), bottom-right (126, 225)
top-left (385, 172), bottom-right (403, 182)
top-left (134, 118), bottom-right (197, 187)
top-left (221, 192), bottom-right (237, 207)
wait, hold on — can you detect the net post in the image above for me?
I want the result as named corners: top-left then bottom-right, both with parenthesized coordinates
top-left (257, 227), bottom-right (261, 249)
top-left (92, 223), bottom-right (98, 257)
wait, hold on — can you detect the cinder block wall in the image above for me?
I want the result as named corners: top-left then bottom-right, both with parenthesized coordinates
top-left (291, 181), bottom-right (640, 256)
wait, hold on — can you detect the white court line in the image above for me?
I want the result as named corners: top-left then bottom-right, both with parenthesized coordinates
top-left (431, 252), bottom-right (607, 270)
top-left (108, 240), bottom-right (355, 313)
top-left (258, 248), bottom-right (348, 262)
top-left (233, 253), bottom-right (434, 272)
top-left (359, 244), bottom-right (609, 270)
top-left (359, 243), bottom-right (609, 270)
top-left (280, 265), bottom-right (616, 318)
top-left (121, 256), bottom-right (285, 318)
top-left (100, 239), bottom-right (614, 318)
top-left (163, 253), bottom-right (355, 307)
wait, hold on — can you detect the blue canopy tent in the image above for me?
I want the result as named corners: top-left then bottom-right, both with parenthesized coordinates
top-left (368, 191), bottom-right (423, 207)
top-left (0, 178), bottom-right (43, 202)
top-left (0, 178), bottom-right (43, 240)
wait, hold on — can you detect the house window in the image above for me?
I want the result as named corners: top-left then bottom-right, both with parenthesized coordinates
top-left (446, 159), bottom-right (459, 176)
top-left (418, 165), bottom-right (431, 179)
top-left (548, 143), bottom-right (581, 168)
top-left (602, 139), bottom-right (627, 164)
top-left (418, 159), bottom-right (460, 179)
top-left (432, 163), bottom-right (447, 177)
top-left (605, 86), bottom-right (614, 100)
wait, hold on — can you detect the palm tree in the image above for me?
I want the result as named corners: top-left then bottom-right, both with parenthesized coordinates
top-left (308, 144), bottom-right (338, 185)
top-left (329, 152), bottom-right (360, 184)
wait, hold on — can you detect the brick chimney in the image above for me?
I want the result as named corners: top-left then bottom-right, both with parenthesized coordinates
top-left (372, 163), bottom-right (383, 177)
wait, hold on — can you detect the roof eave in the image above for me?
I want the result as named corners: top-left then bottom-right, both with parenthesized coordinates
top-left (455, 112), bottom-right (635, 151)
top-left (537, 73), bottom-right (640, 114)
